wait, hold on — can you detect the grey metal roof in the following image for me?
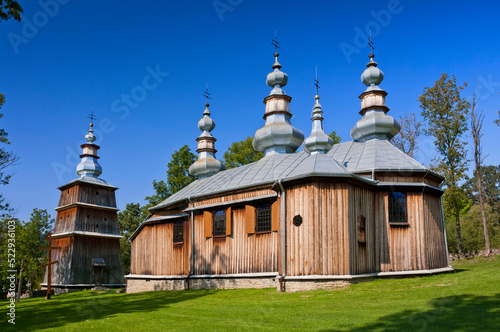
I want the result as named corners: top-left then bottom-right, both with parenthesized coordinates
top-left (327, 139), bottom-right (427, 173)
top-left (152, 151), bottom-right (350, 211)
top-left (58, 176), bottom-right (118, 190)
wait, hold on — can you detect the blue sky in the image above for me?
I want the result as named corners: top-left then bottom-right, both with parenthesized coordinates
top-left (1, 0), bottom-right (499, 222)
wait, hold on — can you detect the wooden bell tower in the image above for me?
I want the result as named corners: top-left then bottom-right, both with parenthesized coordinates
top-left (43, 119), bottom-right (124, 293)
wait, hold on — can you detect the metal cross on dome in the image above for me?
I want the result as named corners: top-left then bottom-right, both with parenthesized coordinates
top-left (87, 111), bottom-right (96, 125)
top-left (203, 84), bottom-right (211, 104)
top-left (314, 66), bottom-right (320, 95)
top-left (367, 31), bottom-right (375, 54)
top-left (271, 30), bottom-right (281, 53)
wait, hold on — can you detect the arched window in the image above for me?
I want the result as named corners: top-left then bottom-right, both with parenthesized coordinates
top-left (256, 203), bottom-right (272, 233)
top-left (388, 192), bottom-right (408, 224)
top-left (212, 210), bottom-right (227, 236)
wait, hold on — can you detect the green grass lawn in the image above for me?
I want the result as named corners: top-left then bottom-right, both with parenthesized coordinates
top-left (1, 256), bottom-right (499, 331)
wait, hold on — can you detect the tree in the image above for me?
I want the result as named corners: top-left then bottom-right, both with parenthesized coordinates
top-left (223, 136), bottom-right (263, 169)
top-left (391, 113), bottom-right (422, 158)
top-left (166, 145), bottom-right (196, 195)
top-left (117, 203), bottom-right (145, 275)
top-left (419, 73), bottom-right (470, 254)
top-left (469, 90), bottom-right (490, 252)
top-left (465, 165), bottom-right (500, 218)
top-left (460, 204), bottom-right (500, 253)
top-left (0, 94), bottom-right (19, 217)
top-left (328, 131), bottom-right (342, 144)
top-left (0, 209), bottom-right (53, 292)
top-left (0, 1), bottom-right (23, 22)
top-left (495, 110), bottom-right (499, 127)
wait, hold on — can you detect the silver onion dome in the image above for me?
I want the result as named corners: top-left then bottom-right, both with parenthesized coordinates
top-left (189, 102), bottom-right (225, 179)
top-left (76, 123), bottom-right (103, 178)
top-left (266, 52), bottom-right (288, 95)
top-left (253, 50), bottom-right (304, 155)
top-left (351, 52), bottom-right (400, 142)
top-left (361, 54), bottom-right (384, 86)
top-left (303, 94), bottom-right (334, 154)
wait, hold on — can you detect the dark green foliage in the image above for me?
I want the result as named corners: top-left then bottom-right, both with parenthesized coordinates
top-left (419, 73), bottom-right (470, 253)
top-left (166, 145), bottom-right (196, 195)
top-left (0, 94), bottom-right (19, 217)
top-left (223, 136), bottom-right (263, 170)
top-left (0, 209), bottom-right (53, 292)
top-left (328, 130), bottom-right (342, 144)
top-left (144, 180), bottom-right (170, 207)
top-left (495, 110), bottom-right (499, 126)
top-left (450, 204), bottom-right (500, 252)
top-left (465, 165), bottom-right (500, 217)
top-left (117, 203), bottom-right (147, 275)
top-left (0, 0), bottom-right (23, 22)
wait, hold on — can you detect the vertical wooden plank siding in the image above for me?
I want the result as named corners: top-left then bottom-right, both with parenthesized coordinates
top-left (131, 221), bottom-right (190, 275)
top-left (423, 193), bottom-right (448, 269)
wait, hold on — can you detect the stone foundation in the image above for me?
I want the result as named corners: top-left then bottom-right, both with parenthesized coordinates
top-left (126, 278), bottom-right (186, 293)
top-left (282, 279), bottom-right (351, 292)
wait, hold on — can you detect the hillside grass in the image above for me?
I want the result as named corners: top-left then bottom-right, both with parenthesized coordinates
top-left (1, 256), bottom-right (499, 331)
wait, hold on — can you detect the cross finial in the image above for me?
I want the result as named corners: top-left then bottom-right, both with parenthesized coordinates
top-left (314, 66), bottom-right (320, 95)
top-left (203, 83), bottom-right (211, 105)
top-left (271, 31), bottom-right (281, 53)
top-left (367, 31), bottom-right (374, 55)
top-left (87, 111), bottom-right (96, 125)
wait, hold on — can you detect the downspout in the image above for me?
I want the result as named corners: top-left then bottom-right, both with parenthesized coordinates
top-left (277, 179), bottom-right (286, 292)
top-left (188, 196), bottom-right (194, 289)
top-left (371, 168), bottom-right (375, 181)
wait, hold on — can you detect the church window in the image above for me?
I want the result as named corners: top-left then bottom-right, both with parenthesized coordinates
top-left (256, 203), bottom-right (272, 233)
top-left (357, 215), bottom-right (366, 243)
top-left (212, 210), bottom-right (227, 236)
top-left (173, 221), bottom-right (184, 244)
top-left (388, 192), bottom-right (408, 224)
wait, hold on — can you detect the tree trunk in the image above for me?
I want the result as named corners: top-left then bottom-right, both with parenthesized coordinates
top-left (477, 174), bottom-right (491, 253)
top-left (16, 259), bottom-right (24, 303)
top-left (455, 201), bottom-right (463, 254)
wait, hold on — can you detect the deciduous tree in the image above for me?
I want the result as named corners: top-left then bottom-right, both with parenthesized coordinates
top-left (0, 94), bottom-right (19, 217)
top-left (0, 0), bottom-right (23, 22)
top-left (223, 136), bottom-right (263, 169)
top-left (419, 73), bottom-right (470, 254)
top-left (469, 90), bottom-right (490, 252)
top-left (391, 113), bottom-right (422, 158)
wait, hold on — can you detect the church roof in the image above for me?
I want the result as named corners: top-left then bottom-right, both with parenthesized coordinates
top-left (328, 139), bottom-right (427, 173)
top-left (151, 151), bottom-right (354, 211)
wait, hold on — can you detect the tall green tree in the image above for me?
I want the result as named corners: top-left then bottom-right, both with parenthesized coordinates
top-left (328, 131), bottom-right (342, 145)
top-left (0, 0), bottom-right (22, 22)
top-left (0, 94), bottom-right (19, 217)
top-left (117, 203), bottom-right (145, 275)
top-left (419, 73), bottom-right (470, 254)
top-left (391, 113), bottom-right (422, 158)
top-left (223, 136), bottom-right (263, 169)
top-left (166, 145), bottom-right (196, 195)
top-left (469, 91), bottom-right (490, 252)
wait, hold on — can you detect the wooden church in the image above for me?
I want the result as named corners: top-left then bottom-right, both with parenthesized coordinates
top-left (125, 48), bottom-right (452, 293)
top-left (43, 122), bottom-right (124, 293)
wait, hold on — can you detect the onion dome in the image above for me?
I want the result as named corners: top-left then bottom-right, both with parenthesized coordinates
top-left (351, 52), bottom-right (400, 142)
top-left (361, 54), bottom-right (384, 86)
top-left (76, 123), bottom-right (103, 178)
top-left (303, 94), bottom-right (334, 154)
top-left (253, 49), bottom-right (304, 156)
top-left (189, 102), bottom-right (225, 179)
top-left (266, 52), bottom-right (288, 95)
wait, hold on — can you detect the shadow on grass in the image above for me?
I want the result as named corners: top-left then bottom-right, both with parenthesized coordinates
top-left (3, 289), bottom-right (214, 331)
top-left (322, 293), bottom-right (500, 332)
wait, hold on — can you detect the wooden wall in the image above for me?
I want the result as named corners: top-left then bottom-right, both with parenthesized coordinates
top-left (46, 236), bottom-right (123, 285)
top-left (131, 221), bottom-right (190, 275)
top-left (284, 181), bottom-right (350, 276)
top-left (54, 207), bottom-right (119, 234)
top-left (59, 184), bottom-right (117, 207)
top-left (423, 193), bottom-right (448, 269)
top-left (193, 204), bottom-right (278, 275)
